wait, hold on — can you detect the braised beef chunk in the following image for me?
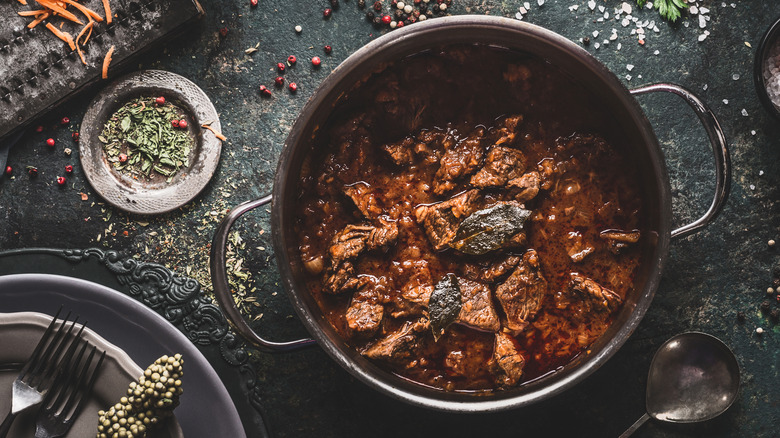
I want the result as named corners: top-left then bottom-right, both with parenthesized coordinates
top-left (570, 274), bottom-right (622, 313)
top-left (433, 131), bottom-right (485, 195)
top-left (362, 319), bottom-right (428, 363)
top-left (323, 261), bottom-right (360, 295)
top-left (496, 250), bottom-right (548, 331)
top-left (493, 115), bottom-right (523, 146)
top-left (455, 278), bottom-right (500, 332)
top-left (381, 129), bottom-right (450, 167)
top-left (493, 332), bottom-right (525, 386)
top-left (329, 220), bottom-right (399, 266)
top-left (470, 146), bottom-right (527, 188)
top-left (329, 225), bottom-right (373, 265)
top-left (401, 263), bottom-right (434, 305)
top-left (382, 137), bottom-right (416, 166)
top-left (344, 182), bottom-right (383, 218)
top-left (347, 279), bottom-right (387, 336)
top-left (566, 231), bottom-right (595, 263)
top-left (463, 255), bottom-right (522, 284)
top-left (414, 129), bottom-right (450, 164)
top-left (508, 171), bottom-right (541, 203)
top-left (415, 189), bottom-right (480, 250)
top-left (600, 229), bottom-right (641, 254)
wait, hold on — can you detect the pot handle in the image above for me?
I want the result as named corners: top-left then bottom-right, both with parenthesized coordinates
top-left (210, 194), bottom-right (316, 352)
top-left (630, 83), bottom-right (731, 240)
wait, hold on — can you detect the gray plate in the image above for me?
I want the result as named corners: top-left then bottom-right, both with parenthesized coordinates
top-left (79, 70), bottom-right (222, 215)
top-left (0, 273), bottom-right (247, 438)
top-left (0, 312), bottom-right (183, 438)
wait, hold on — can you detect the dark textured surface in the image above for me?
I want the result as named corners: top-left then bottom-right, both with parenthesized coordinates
top-left (1, 1), bottom-right (780, 437)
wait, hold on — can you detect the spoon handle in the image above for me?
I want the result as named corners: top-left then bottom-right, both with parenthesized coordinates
top-left (618, 412), bottom-right (651, 438)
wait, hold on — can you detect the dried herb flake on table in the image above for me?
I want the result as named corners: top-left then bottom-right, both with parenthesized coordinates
top-left (99, 97), bottom-right (193, 182)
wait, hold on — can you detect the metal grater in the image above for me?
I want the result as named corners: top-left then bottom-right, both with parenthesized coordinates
top-left (0, 0), bottom-right (204, 140)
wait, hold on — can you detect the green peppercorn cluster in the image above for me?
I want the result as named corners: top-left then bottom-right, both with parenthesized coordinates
top-left (97, 354), bottom-right (184, 438)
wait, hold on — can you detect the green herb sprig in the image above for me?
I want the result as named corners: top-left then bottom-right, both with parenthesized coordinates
top-left (637, 0), bottom-right (688, 22)
top-left (100, 97), bottom-right (193, 182)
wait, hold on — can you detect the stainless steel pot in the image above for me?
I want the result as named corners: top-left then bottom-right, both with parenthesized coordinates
top-left (210, 16), bottom-right (730, 412)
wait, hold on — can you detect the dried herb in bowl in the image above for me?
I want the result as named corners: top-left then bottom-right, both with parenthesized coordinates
top-left (100, 97), bottom-right (193, 182)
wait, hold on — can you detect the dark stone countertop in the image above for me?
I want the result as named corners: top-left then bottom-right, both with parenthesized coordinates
top-left (1, 1), bottom-right (780, 437)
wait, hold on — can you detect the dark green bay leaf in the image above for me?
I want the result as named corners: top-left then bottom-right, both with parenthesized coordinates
top-left (450, 203), bottom-right (531, 255)
top-left (429, 274), bottom-right (462, 342)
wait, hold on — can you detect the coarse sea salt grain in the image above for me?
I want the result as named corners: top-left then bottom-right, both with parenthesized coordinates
top-left (762, 37), bottom-right (780, 110)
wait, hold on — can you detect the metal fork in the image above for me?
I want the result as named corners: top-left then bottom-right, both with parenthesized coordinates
top-left (0, 309), bottom-right (85, 438)
top-left (34, 340), bottom-right (105, 438)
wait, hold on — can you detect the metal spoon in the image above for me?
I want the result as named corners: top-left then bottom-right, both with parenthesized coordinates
top-left (619, 332), bottom-right (740, 437)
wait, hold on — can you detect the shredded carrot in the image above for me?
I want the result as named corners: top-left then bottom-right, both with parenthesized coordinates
top-left (17, 10), bottom-right (47, 16)
top-left (102, 0), bottom-right (112, 24)
top-left (45, 22), bottom-right (76, 50)
top-left (102, 45), bottom-right (115, 79)
top-left (75, 20), bottom-right (94, 65)
top-left (17, 0), bottom-right (28, 5)
top-left (36, 0), bottom-right (83, 24)
top-left (27, 12), bottom-right (49, 28)
top-left (60, 0), bottom-right (103, 22)
top-left (83, 20), bottom-right (94, 44)
top-left (202, 124), bottom-right (227, 142)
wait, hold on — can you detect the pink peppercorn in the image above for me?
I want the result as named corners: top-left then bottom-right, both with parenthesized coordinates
top-left (324, 45), bottom-right (332, 54)
top-left (277, 62), bottom-right (285, 72)
top-left (65, 165), bottom-right (73, 174)
top-left (287, 55), bottom-right (297, 64)
top-left (61, 117), bottom-right (70, 125)
top-left (56, 176), bottom-right (66, 186)
top-left (46, 138), bottom-right (55, 147)
top-left (4, 166), bottom-right (11, 175)
top-left (323, 8), bottom-right (332, 18)
top-left (178, 119), bottom-right (188, 129)
top-left (289, 82), bottom-right (298, 92)
top-left (171, 119), bottom-right (180, 128)
top-left (155, 96), bottom-right (166, 105)
top-left (259, 85), bottom-right (272, 97)
top-left (275, 76), bottom-right (285, 86)
top-left (311, 56), bottom-right (321, 67)
top-left (382, 14), bottom-right (392, 24)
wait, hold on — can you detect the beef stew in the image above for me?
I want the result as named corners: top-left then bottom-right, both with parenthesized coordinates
top-left (293, 45), bottom-right (645, 392)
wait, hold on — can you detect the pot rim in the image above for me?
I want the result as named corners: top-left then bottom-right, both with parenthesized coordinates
top-left (271, 15), bottom-right (671, 412)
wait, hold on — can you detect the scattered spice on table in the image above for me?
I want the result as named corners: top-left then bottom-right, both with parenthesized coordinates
top-left (99, 96), bottom-right (194, 182)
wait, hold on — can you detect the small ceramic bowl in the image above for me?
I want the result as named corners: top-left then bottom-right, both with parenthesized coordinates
top-left (754, 15), bottom-right (780, 120)
top-left (80, 70), bottom-right (222, 215)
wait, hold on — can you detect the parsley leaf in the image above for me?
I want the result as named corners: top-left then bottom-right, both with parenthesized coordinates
top-left (637, 0), bottom-right (688, 22)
